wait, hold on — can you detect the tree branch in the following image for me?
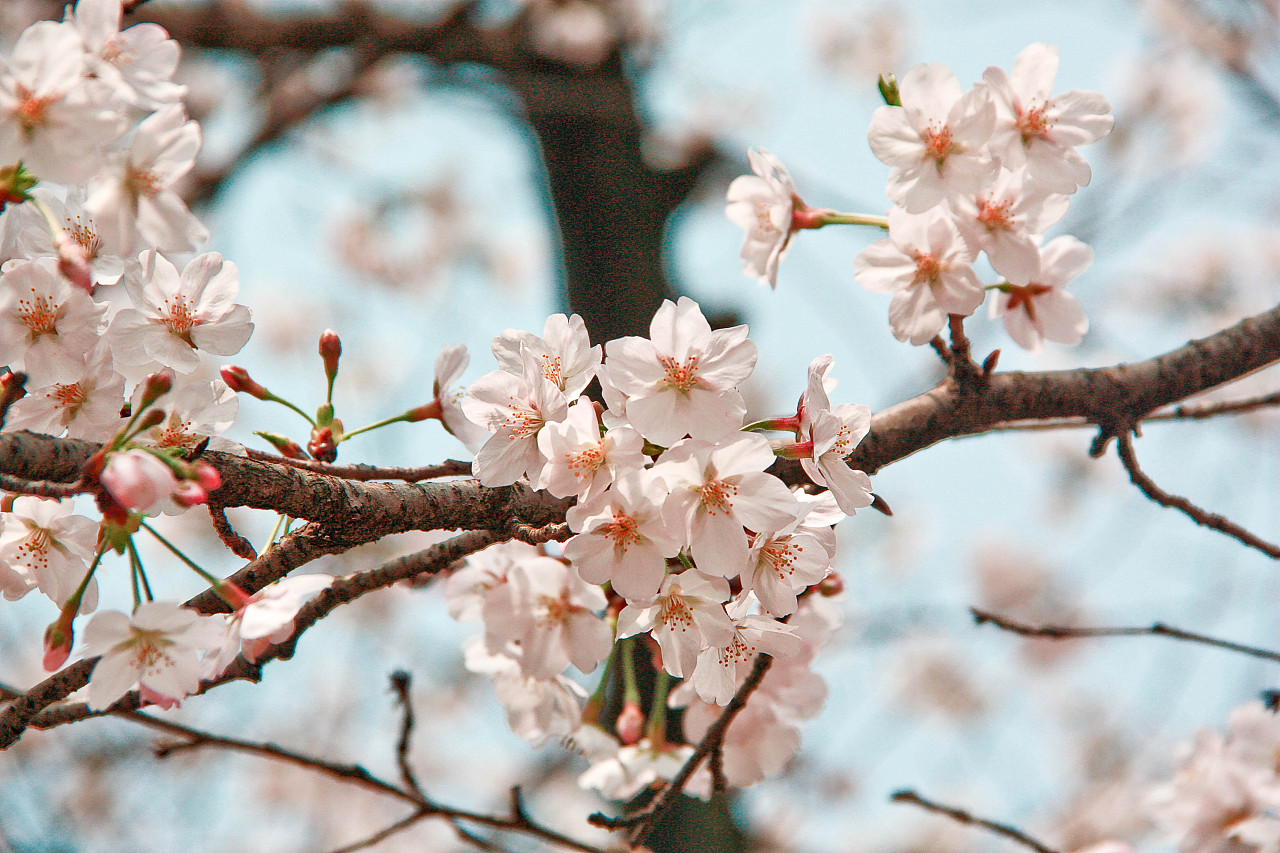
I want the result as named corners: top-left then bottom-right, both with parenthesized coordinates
top-left (1115, 430), bottom-right (1280, 559)
top-left (891, 789), bottom-right (1062, 853)
top-left (971, 607), bottom-right (1280, 663)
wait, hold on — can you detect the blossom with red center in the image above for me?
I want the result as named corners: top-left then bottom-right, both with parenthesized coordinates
top-left (0, 21), bottom-right (125, 183)
top-left (78, 601), bottom-right (224, 711)
top-left (655, 434), bottom-right (798, 579)
top-left (491, 313), bottom-right (600, 399)
top-left (132, 378), bottom-right (240, 454)
top-left (949, 168), bottom-right (1069, 283)
top-left (725, 148), bottom-right (805, 288)
top-left (4, 341), bottom-right (125, 441)
top-left (691, 614), bottom-right (802, 705)
top-left (854, 207), bottom-right (985, 345)
top-left (982, 43), bottom-right (1114, 194)
top-left (462, 351), bottom-right (569, 487)
top-left (604, 297), bottom-right (757, 446)
top-left (989, 235), bottom-right (1091, 352)
top-left (867, 61), bottom-right (997, 213)
top-left (565, 469), bottom-right (680, 603)
top-left (537, 396), bottom-right (645, 500)
top-left (109, 251), bottom-right (253, 374)
top-left (616, 569), bottom-right (734, 679)
top-left (0, 496), bottom-right (99, 611)
top-left (0, 258), bottom-right (107, 385)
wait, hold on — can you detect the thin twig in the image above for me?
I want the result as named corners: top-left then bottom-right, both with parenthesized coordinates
top-left (0, 472), bottom-right (83, 498)
top-left (928, 335), bottom-right (952, 364)
top-left (947, 314), bottom-right (973, 372)
top-left (324, 809), bottom-right (432, 853)
top-left (390, 670), bottom-right (424, 799)
top-left (978, 390), bottom-right (1280, 435)
top-left (890, 789), bottom-right (1062, 853)
top-left (244, 448), bottom-right (472, 481)
top-left (971, 607), bottom-right (1280, 663)
top-left (1116, 431), bottom-right (1280, 559)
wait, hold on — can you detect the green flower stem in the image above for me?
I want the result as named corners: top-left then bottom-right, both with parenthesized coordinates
top-left (125, 537), bottom-right (152, 605)
top-left (819, 212), bottom-right (889, 229)
top-left (620, 637), bottom-right (642, 706)
top-left (263, 513), bottom-right (291, 552)
top-left (264, 392), bottom-right (317, 427)
top-left (583, 645), bottom-right (618, 723)
top-left (678, 553), bottom-right (695, 572)
top-left (139, 520), bottom-right (220, 587)
top-left (63, 541), bottom-right (109, 617)
top-left (646, 671), bottom-right (671, 745)
top-left (339, 412), bottom-right (413, 442)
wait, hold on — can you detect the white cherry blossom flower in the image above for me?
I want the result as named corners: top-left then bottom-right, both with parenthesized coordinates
top-left (949, 168), bottom-right (1069, 284)
top-left (133, 378), bottom-right (239, 452)
top-left (690, 613), bottom-right (802, 706)
top-left (462, 354), bottom-right (568, 487)
top-left (70, 0), bottom-right (186, 110)
top-left (430, 343), bottom-right (488, 452)
top-left (207, 574), bottom-right (333, 674)
top-left (577, 736), bottom-right (695, 801)
top-left (0, 21), bottom-right (124, 183)
top-left (445, 539), bottom-right (540, 623)
top-left (616, 569), bottom-right (734, 679)
top-left (725, 147), bottom-right (798, 288)
top-left (491, 312), bottom-right (600, 398)
top-left (109, 251), bottom-right (253, 374)
top-left (464, 637), bottom-right (586, 746)
top-left (604, 296), bottom-right (756, 446)
top-left (79, 601), bottom-right (224, 710)
top-left (0, 496), bottom-right (98, 610)
top-left (867, 61), bottom-right (997, 212)
top-left (564, 469), bottom-right (681, 603)
top-left (982, 43), bottom-right (1115, 194)
top-left (0, 257), bottom-right (107, 385)
top-left (743, 523), bottom-right (831, 617)
top-left (854, 207), bottom-right (985, 345)
top-left (11, 187), bottom-right (126, 287)
top-left (656, 434), bottom-right (798, 579)
top-left (989, 235), bottom-right (1091, 352)
top-left (4, 340), bottom-right (125, 441)
top-left (538, 398), bottom-right (645, 500)
top-left (86, 103), bottom-right (209, 255)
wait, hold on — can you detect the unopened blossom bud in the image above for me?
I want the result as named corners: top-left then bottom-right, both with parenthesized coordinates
top-left (42, 610), bottom-right (75, 672)
top-left (818, 572), bottom-right (844, 597)
top-left (308, 426), bottom-right (337, 463)
top-left (616, 701), bottom-right (645, 745)
top-left (57, 239), bottom-right (92, 294)
top-left (137, 370), bottom-right (174, 411)
top-left (213, 579), bottom-right (253, 610)
top-left (255, 431), bottom-right (307, 459)
top-left (878, 72), bottom-right (901, 106)
top-left (319, 329), bottom-right (342, 380)
top-left (0, 370), bottom-right (26, 423)
top-left (191, 460), bottom-right (221, 492)
top-left (135, 409), bottom-right (166, 431)
top-left (315, 402), bottom-right (334, 427)
top-left (220, 365), bottom-right (269, 400)
top-left (171, 480), bottom-right (208, 507)
top-left (100, 448), bottom-right (180, 512)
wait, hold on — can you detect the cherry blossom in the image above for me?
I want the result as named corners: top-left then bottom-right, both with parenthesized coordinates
top-left (428, 343), bottom-right (488, 452)
top-left (462, 353), bottom-right (569, 487)
top-left (725, 147), bottom-right (799, 288)
top-left (853, 207), bottom-right (985, 345)
top-left (464, 637), bottom-right (586, 747)
top-left (11, 187), bottom-right (126, 287)
top-left (70, 0), bottom-right (187, 110)
top-left (3, 340), bottom-right (125, 441)
top-left (133, 378), bottom-right (240, 452)
top-left (690, 613), bottom-right (802, 705)
top-left (208, 574), bottom-right (334, 674)
top-left (948, 168), bottom-right (1069, 284)
top-left (0, 496), bottom-right (98, 610)
top-left (742, 523), bottom-right (831, 617)
top-left (86, 103), bottom-right (209, 255)
top-left (989, 235), bottom-right (1091, 352)
top-left (867, 61), bottom-right (997, 212)
top-left (577, 736), bottom-right (695, 801)
top-left (491, 312), bottom-right (600, 398)
top-left (78, 601), bottom-right (224, 710)
top-left (604, 296), bottom-right (756, 446)
top-left (564, 469), bottom-right (681, 603)
top-left (0, 20), bottom-right (124, 183)
top-left (98, 447), bottom-right (181, 513)
top-left (616, 569), bottom-right (734, 679)
top-left (109, 250), bottom-right (253, 374)
top-left (537, 398), bottom-right (645, 500)
top-left (0, 257), bottom-right (107, 385)
top-left (982, 43), bottom-right (1115, 194)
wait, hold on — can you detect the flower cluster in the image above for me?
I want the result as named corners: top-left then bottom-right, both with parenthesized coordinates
top-left (0, 2), bottom-right (273, 710)
top-left (729, 43), bottom-right (1112, 352)
top-left (447, 299), bottom-right (865, 796)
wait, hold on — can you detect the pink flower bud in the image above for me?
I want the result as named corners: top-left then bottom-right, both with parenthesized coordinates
top-left (308, 426), bottom-right (337, 463)
top-left (615, 700), bottom-right (645, 745)
top-left (171, 480), bottom-right (209, 507)
top-left (137, 370), bottom-right (174, 410)
top-left (404, 399), bottom-right (443, 423)
top-left (214, 579), bottom-right (253, 610)
top-left (319, 329), bottom-right (342, 379)
top-left (42, 613), bottom-right (75, 672)
top-left (99, 448), bottom-right (180, 512)
top-left (220, 365), bottom-right (269, 400)
top-left (192, 460), bottom-right (221, 492)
